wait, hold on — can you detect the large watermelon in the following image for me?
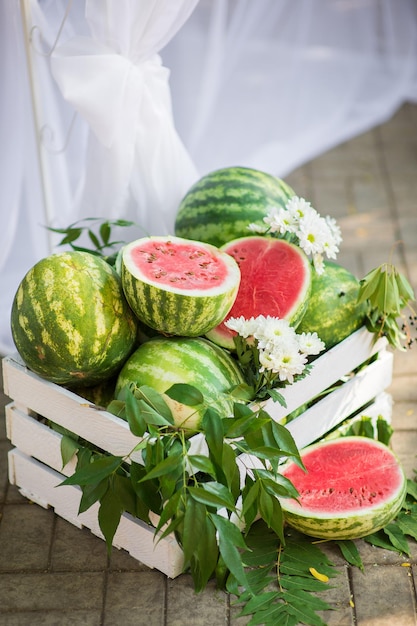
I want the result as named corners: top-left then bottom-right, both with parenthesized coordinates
top-left (175, 166), bottom-right (295, 248)
top-left (280, 437), bottom-right (406, 540)
top-left (11, 251), bottom-right (138, 387)
top-left (121, 236), bottom-right (240, 337)
top-left (115, 336), bottom-right (245, 430)
top-left (296, 261), bottom-right (368, 350)
top-left (206, 236), bottom-right (312, 349)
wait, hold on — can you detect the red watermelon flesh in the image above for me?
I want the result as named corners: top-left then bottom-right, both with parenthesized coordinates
top-left (206, 236), bottom-right (312, 349)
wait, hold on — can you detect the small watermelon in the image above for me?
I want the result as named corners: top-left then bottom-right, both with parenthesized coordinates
top-left (206, 236), bottom-right (312, 349)
top-left (296, 261), bottom-right (368, 350)
top-left (11, 251), bottom-right (138, 387)
top-left (115, 336), bottom-right (245, 431)
top-left (121, 236), bottom-right (241, 337)
top-left (175, 166), bottom-right (295, 248)
top-left (280, 437), bottom-right (407, 540)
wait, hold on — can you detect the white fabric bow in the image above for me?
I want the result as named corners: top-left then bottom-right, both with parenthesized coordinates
top-left (50, 0), bottom-right (199, 234)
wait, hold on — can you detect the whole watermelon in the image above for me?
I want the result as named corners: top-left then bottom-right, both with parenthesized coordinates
top-left (115, 336), bottom-right (245, 431)
top-left (174, 166), bottom-right (295, 248)
top-left (296, 261), bottom-right (368, 349)
top-left (11, 251), bottom-right (138, 387)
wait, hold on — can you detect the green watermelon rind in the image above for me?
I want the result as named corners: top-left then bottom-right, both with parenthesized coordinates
top-left (121, 236), bottom-right (241, 338)
top-left (297, 261), bottom-right (369, 350)
top-left (115, 336), bottom-right (245, 426)
top-left (279, 437), bottom-right (407, 540)
top-left (11, 251), bottom-right (138, 387)
top-left (175, 166), bottom-right (295, 248)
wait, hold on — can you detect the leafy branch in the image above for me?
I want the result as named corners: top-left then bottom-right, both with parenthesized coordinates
top-left (47, 217), bottom-right (145, 266)
top-left (358, 262), bottom-right (416, 351)
top-left (59, 382), bottom-right (304, 592)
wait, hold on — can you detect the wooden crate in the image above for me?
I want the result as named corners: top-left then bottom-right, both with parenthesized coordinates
top-left (2, 327), bottom-right (393, 577)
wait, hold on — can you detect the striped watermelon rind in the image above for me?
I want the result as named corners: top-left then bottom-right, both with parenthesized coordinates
top-left (11, 251), bottom-right (138, 387)
top-left (174, 166), bottom-right (295, 248)
top-left (121, 236), bottom-right (241, 337)
top-left (279, 437), bottom-right (407, 540)
top-left (296, 261), bottom-right (369, 350)
top-left (115, 336), bottom-right (245, 429)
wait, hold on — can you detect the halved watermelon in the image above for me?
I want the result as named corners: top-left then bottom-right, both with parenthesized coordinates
top-left (280, 437), bottom-right (407, 540)
top-left (121, 236), bottom-right (241, 337)
top-left (206, 236), bottom-right (312, 349)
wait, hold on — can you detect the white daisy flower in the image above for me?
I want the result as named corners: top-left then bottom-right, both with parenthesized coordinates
top-left (297, 331), bottom-right (326, 355)
top-left (296, 211), bottom-right (328, 256)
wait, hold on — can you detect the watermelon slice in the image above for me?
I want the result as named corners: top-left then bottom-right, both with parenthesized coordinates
top-left (206, 236), bottom-right (312, 349)
top-left (280, 437), bottom-right (407, 540)
top-left (121, 236), bottom-right (241, 337)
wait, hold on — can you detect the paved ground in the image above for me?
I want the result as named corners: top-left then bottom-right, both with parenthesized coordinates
top-left (1, 103), bottom-right (417, 625)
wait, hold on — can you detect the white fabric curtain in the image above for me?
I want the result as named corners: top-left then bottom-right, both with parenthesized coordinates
top-left (1, 0), bottom-right (417, 354)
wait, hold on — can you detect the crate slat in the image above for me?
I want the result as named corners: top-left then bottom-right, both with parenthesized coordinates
top-left (8, 448), bottom-right (184, 578)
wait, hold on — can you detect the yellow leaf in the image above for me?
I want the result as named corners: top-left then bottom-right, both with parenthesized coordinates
top-left (309, 567), bottom-right (329, 583)
top-left (401, 562), bottom-right (411, 567)
top-left (349, 597), bottom-right (355, 608)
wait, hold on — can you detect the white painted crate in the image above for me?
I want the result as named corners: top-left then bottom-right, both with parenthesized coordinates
top-left (2, 327), bottom-right (393, 577)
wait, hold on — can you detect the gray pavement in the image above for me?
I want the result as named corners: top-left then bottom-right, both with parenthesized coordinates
top-left (1, 103), bottom-right (417, 625)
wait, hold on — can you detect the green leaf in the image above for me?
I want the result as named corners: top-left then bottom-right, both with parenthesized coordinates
top-left (125, 388), bottom-right (147, 436)
top-left (395, 270), bottom-right (415, 303)
top-left (135, 398), bottom-right (174, 428)
top-left (182, 498), bottom-right (207, 565)
top-left (79, 477), bottom-right (109, 514)
top-left (59, 455), bottom-right (123, 486)
top-left (270, 420), bottom-right (304, 468)
top-left (280, 575), bottom-right (330, 592)
top-left (376, 416), bottom-right (394, 445)
top-left (98, 483), bottom-right (123, 553)
top-left (187, 454), bottom-right (216, 477)
top-left (383, 522), bottom-right (410, 555)
top-left (364, 529), bottom-right (401, 552)
top-left (203, 407), bottom-right (224, 467)
top-left (165, 383), bottom-right (204, 406)
top-left (335, 540), bottom-right (364, 570)
top-left (281, 587), bottom-right (331, 612)
top-left (238, 591), bottom-right (281, 616)
top-left (99, 221), bottom-right (111, 246)
top-left (284, 597), bottom-right (329, 626)
top-left (60, 435), bottom-right (79, 469)
top-left (134, 385), bottom-right (174, 422)
top-left (406, 479), bottom-right (417, 501)
top-left (188, 482), bottom-right (236, 512)
top-left (358, 266), bottom-right (382, 303)
top-left (138, 450), bottom-right (183, 482)
top-left (210, 513), bottom-right (251, 592)
top-left (88, 229), bottom-right (101, 250)
top-left (396, 511), bottom-right (417, 542)
top-left (193, 515), bottom-right (219, 592)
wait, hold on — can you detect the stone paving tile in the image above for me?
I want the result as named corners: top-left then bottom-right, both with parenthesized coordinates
top-left (0, 504), bottom-right (54, 571)
top-left (166, 575), bottom-right (228, 626)
top-left (103, 571), bottom-right (166, 626)
top-left (316, 566), bottom-right (354, 626)
top-left (50, 517), bottom-right (108, 572)
top-left (0, 572), bottom-right (104, 612)
top-left (350, 564), bottom-right (417, 625)
top-left (0, 610), bottom-right (102, 626)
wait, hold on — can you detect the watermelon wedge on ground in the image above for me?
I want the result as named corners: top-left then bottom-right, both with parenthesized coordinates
top-left (206, 236), bottom-right (312, 349)
top-left (121, 236), bottom-right (241, 337)
top-left (280, 436), bottom-right (407, 540)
